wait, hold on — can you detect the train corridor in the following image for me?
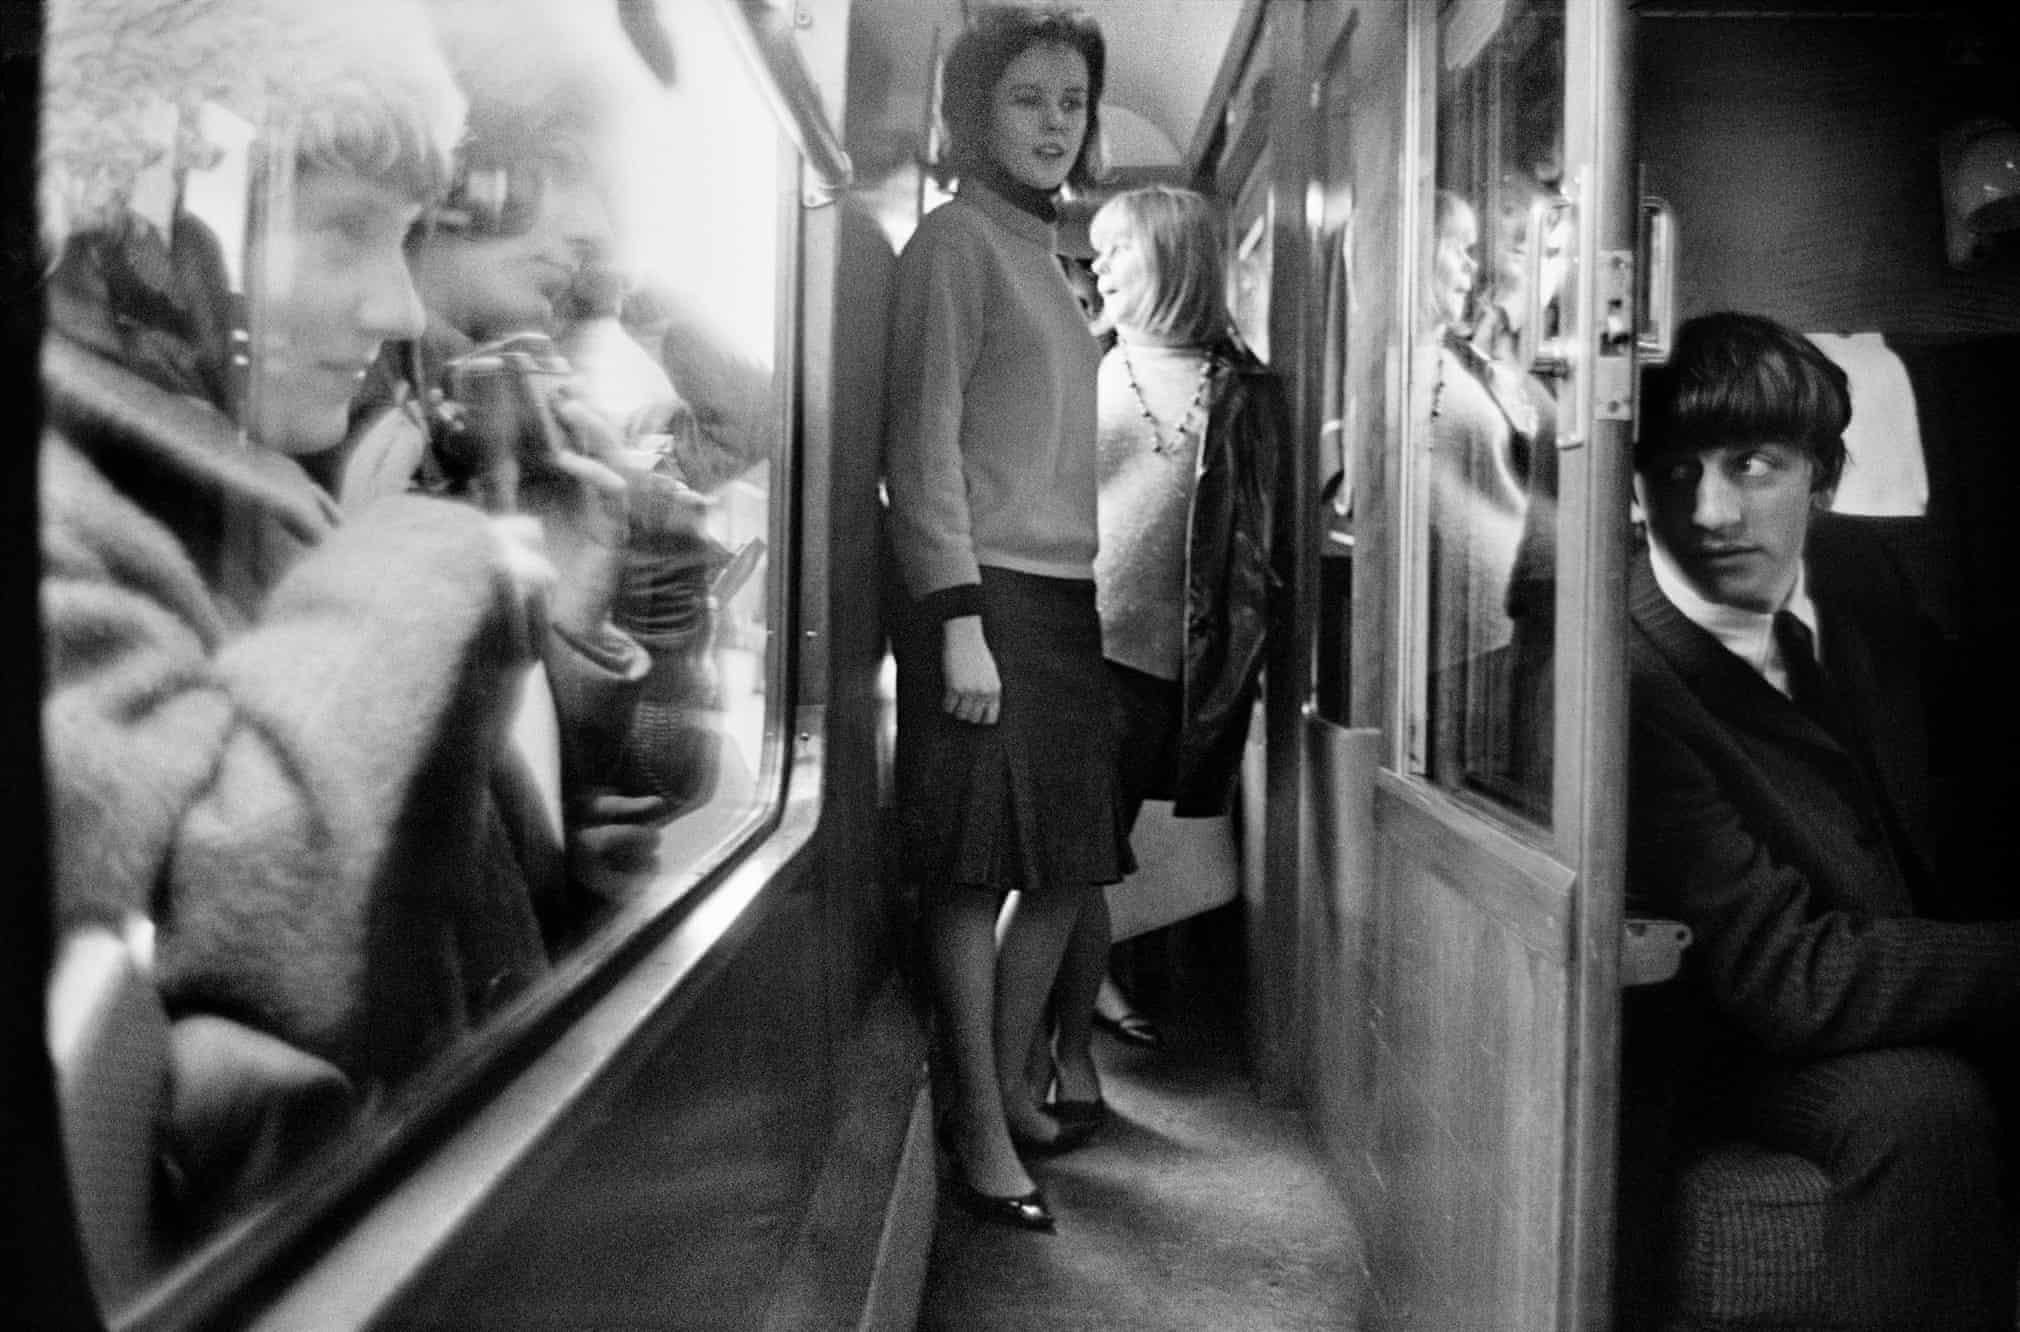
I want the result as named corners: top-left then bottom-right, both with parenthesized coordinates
top-left (916, 911), bottom-right (1369, 1331)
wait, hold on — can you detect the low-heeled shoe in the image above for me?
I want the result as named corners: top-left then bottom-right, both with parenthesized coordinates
top-left (1093, 1009), bottom-right (1165, 1049)
top-left (1044, 1096), bottom-right (1109, 1133)
top-left (946, 1177), bottom-right (1056, 1232)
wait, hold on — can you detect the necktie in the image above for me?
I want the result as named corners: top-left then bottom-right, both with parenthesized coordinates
top-left (1773, 610), bottom-right (1835, 733)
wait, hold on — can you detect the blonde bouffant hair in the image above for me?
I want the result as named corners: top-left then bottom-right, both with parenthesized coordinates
top-left (40, 0), bottom-right (466, 255)
top-left (1089, 185), bottom-right (1229, 348)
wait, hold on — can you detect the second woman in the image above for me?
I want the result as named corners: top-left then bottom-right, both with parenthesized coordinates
top-left (1038, 184), bottom-right (1285, 1129)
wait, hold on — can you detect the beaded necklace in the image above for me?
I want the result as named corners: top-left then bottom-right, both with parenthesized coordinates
top-left (1120, 342), bottom-right (1214, 454)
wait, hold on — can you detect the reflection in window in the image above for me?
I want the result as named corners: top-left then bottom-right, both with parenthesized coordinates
top-left (1420, 0), bottom-right (1563, 822)
top-left (37, 0), bottom-right (786, 1314)
top-left (1230, 194), bottom-right (1274, 364)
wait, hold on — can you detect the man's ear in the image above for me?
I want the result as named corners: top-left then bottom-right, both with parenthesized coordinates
top-left (1809, 484), bottom-right (1836, 514)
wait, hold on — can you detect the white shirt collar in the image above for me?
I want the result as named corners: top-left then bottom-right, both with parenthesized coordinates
top-left (1647, 540), bottom-right (1820, 697)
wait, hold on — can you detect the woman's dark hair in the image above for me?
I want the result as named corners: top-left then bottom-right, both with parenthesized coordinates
top-left (938, 5), bottom-right (1105, 191)
top-left (1636, 311), bottom-right (1850, 492)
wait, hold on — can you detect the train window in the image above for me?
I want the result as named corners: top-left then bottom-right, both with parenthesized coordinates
top-left (39, 0), bottom-right (790, 1318)
top-left (1412, 0), bottom-right (1565, 824)
top-left (1231, 173), bottom-right (1274, 364)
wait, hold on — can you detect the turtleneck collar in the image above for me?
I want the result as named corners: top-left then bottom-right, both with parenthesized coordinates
top-left (962, 161), bottom-right (1060, 226)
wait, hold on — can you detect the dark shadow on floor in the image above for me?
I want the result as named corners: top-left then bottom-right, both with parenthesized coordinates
top-left (916, 907), bottom-right (1368, 1331)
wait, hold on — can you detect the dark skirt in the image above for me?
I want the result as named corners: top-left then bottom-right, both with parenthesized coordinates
top-left (894, 567), bottom-right (1130, 896)
top-left (1107, 658), bottom-right (1182, 832)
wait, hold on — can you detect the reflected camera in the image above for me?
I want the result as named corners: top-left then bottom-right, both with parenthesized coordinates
top-left (438, 332), bottom-right (574, 483)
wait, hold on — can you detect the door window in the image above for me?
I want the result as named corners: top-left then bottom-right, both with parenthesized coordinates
top-left (1413, 0), bottom-right (1566, 824)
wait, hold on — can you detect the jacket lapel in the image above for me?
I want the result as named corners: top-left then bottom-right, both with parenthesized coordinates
top-left (1628, 551), bottom-right (1845, 761)
top-left (1805, 519), bottom-right (1934, 864)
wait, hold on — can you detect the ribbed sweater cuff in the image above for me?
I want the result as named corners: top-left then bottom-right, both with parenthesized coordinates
top-left (918, 584), bottom-right (984, 622)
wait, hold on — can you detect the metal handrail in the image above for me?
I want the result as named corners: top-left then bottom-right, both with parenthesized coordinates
top-left (713, 0), bottom-right (854, 202)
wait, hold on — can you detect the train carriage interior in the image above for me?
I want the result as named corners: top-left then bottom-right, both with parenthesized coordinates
top-left (7, 0), bottom-right (2020, 1328)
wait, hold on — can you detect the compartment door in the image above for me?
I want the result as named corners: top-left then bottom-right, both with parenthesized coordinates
top-left (1313, 0), bottom-right (1636, 1324)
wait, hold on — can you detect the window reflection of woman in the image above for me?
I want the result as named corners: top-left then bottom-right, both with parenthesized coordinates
top-left (1424, 189), bottom-right (1530, 662)
top-left (1475, 174), bottom-right (1563, 620)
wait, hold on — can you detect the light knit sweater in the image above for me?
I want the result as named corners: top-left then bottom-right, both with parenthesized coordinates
top-left (1094, 342), bottom-right (1214, 680)
top-left (1426, 340), bottom-right (1529, 659)
top-left (883, 180), bottom-right (1101, 602)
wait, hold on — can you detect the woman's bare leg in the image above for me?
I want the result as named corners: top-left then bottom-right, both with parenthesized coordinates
top-left (1047, 891), bottom-right (1108, 1104)
top-left (994, 886), bottom-right (1086, 1146)
top-left (926, 886), bottom-right (1033, 1197)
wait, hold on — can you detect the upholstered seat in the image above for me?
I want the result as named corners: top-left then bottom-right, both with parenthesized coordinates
top-left (1661, 1143), bottom-right (1831, 1331)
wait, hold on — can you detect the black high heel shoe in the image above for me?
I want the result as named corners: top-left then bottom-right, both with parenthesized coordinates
top-left (937, 1111), bottom-right (1057, 1232)
top-left (945, 1175), bottom-right (1056, 1232)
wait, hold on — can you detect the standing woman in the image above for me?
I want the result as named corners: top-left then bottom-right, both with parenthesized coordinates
top-left (1039, 186), bottom-right (1285, 1120)
top-left (882, 6), bottom-right (1122, 1232)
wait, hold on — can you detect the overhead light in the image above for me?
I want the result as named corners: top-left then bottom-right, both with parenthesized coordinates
top-left (1940, 117), bottom-right (2020, 269)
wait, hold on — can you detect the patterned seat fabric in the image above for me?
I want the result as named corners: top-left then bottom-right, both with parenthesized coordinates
top-left (1663, 1143), bottom-right (1831, 1331)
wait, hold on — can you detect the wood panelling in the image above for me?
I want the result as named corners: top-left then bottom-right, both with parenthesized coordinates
top-left (1371, 772), bottom-right (1576, 963)
top-left (1298, 721), bottom-right (1577, 1330)
top-left (1296, 723), bottom-right (1383, 1205)
top-left (1638, 15), bottom-right (2020, 339)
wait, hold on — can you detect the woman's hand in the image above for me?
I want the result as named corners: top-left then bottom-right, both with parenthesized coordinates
top-left (941, 615), bottom-right (1001, 725)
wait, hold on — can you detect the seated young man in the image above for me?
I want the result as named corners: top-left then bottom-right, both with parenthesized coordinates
top-left (1626, 311), bottom-right (2020, 1328)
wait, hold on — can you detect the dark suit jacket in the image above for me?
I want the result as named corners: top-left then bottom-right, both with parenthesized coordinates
top-left (1627, 514), bottom-right (2020, 1067)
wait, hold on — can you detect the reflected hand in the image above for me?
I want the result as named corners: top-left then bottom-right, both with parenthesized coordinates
top-left (565, 788), bottom-right (674, 907)
top-left (519, 388), bottom-right (631, 640)
top-left (487, 513), bottom-right (557, 658)
top-left (941, 615), bottom-right (1001, 726)
top-left (489, 513), bottom-right (556, 602)
top-left (577, 789), bottom-right (674, 828)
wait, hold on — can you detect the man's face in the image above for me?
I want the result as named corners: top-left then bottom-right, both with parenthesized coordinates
top-left (412, 159), bottom-right (612, 341)
top-left (249, 166), bottom-right (426, 457)
top-left (1635, 440), bottom-right (1824, 612)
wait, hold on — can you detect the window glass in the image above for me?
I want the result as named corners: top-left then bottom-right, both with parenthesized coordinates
top-left (1416, 0), bottom-right (1564, 822)
top-left (38, 0), bottom-right (787, 1314)
top-left (1229, 167), bottom-right (1275, 364)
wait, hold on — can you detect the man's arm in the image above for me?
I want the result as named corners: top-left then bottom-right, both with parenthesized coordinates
top-left (1628, 681), bottom-right (2020, 1058)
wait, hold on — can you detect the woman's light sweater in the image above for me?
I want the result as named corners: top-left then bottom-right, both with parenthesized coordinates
top-left (884, 180), bottom-right (1101, 611)
top-left (1094, 342), bottom-right (1214, 681)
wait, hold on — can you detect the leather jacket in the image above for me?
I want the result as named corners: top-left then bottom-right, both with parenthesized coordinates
top-left (1173, 335), bottom-right (1287, 816)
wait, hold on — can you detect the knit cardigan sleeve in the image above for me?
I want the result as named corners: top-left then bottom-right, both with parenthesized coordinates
top-left (883, 207), bottom-right (987, 603)
top-left (1626, 609), bottom-right (2020, 1059)
top-left (42, 435), bottom-right (538, 1077)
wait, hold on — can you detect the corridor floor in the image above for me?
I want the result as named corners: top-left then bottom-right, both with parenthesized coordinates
top-left (915, 938), bottom-right (1369, 1331)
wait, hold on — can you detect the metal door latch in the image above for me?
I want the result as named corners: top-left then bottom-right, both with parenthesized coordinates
top-left (1622, 914), bottom-right (1692, 987)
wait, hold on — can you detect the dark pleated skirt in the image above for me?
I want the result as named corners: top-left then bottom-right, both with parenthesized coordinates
top-left (893, 566), bottom-right (1130, 896)
top-left (1107, 657), bottom-right (1183, 830)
